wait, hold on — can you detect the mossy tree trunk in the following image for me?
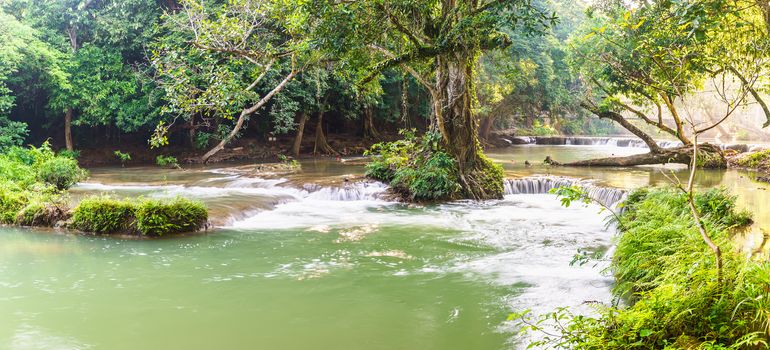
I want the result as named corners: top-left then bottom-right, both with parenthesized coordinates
top-left (434, 53), bottom-right (503, 200)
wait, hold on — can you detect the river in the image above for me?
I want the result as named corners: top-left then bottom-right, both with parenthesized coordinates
top-left (1, 143), bottom-right (767, 349)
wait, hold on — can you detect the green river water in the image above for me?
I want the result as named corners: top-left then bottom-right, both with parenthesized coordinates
top-left (1, 144), bottom-right (768, 349)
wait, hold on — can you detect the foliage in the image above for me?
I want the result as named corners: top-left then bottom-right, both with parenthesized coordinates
top-left (71, 196), bottom-right (207, 236)
top-left (113, 150), bottom-right (131, 165)
top-left (515, 187), bottom-right (766, 349)
top-left (569, 0), bottom-right (770, 144)
top-left (366, 130), bottom-right (462, 201)
top-left (37, 157), bottom-right (87, 190)
top-left (0, 143), bottom-right (84, 225)
top-left (523, 120), bottom-right (559, 136)
top-left (155, 155), bottom-right (180, 169)
top-left (58, 149), bottom-right (80, 159)
top-left (0, 142), bottom-right (87, 191)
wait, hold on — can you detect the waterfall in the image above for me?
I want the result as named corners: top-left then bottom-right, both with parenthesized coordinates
top-left (304, 181), bottom-right (389, 201)
top-left (504, 176), bottom-right (627, 209)
top-left (514, 136), bottom-right (683, 149)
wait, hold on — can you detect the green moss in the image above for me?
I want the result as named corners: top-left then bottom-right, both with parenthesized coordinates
top-left (135, 198), bottom-right (208, 236)
top-left (468, 152), bottom-right (504, 199)
top-left (71, 196), bottom-right (208, 236)
top-left (734, 149), bottom-right (770, 169)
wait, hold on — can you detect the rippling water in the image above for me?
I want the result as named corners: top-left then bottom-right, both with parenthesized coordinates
top-left (1, 144), bottom-right (768, 349)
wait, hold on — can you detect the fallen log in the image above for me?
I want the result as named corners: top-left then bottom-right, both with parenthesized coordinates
top-left (547, 143), bottom-right (726, 168)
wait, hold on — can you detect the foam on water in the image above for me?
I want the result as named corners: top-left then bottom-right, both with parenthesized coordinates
top-left (230, 189), bottom-right (615, 323)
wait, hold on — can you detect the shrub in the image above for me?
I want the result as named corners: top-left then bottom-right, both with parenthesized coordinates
top-left (365, 130), bottom-right (463, 201)
top-left (58, 149), bottom-right (80, 159)
top-left (114, 150), bottom-right (131, 166)
top-left (391, 151), bottom-right (462, 201)
top-left (37, 157), bottom-right (87, 190)
top-left (15, 201), bottom-right (67, 227)
top-left (0, 188), bottom-right (29, 224)
top-left (135, 198), bottom-right (207, 236)
top-left (156, 155), bottom-right (180, 169)
top-left (734, 149), bottom-right (770, 169)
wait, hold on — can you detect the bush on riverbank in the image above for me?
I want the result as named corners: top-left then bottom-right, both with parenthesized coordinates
top-left (365, 130), bottom-right (463, 201)
top-left (517, 187), bottom-right (768, 349)
top-left (71, 196), bottom-right (208, 236)
top-left (0, 142), bottom-right (87, 191)
top-left (0, 143), bottom-right (86, 226)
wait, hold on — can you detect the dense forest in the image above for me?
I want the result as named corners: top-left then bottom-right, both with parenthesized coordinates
top-left (0, 0), bottom-right (610, 163)
top-left (3, 0), bottom-right (770, 349)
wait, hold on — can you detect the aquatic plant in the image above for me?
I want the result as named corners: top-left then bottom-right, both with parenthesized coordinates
top-left (734, 150), bottom-right (770, 170)
top-left (114, 150), bottom-right (131, 166)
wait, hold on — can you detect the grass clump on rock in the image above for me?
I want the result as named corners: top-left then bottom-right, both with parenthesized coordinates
top-left (71, 196), bottom-right (208, 236)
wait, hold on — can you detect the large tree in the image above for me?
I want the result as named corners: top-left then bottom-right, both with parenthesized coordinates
top-left (561, 0), bottom-right (770, 167)
top-left (151, 0), bottom-right (309, 163)
top-left (303, 0), bottom-right (551, 199)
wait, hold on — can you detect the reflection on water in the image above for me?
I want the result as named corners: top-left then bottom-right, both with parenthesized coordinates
top-left (2, 144), bottom-right (770, 349)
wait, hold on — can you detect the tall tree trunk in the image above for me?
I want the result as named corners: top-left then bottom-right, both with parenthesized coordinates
top-left (64, 107), bottom-right (74, 151)
top-left (434, 53), bottom-right (502, 200)
top-left (479, 115), bottom-right (495, 140)
top-left (313, 111), bottom-right (338, 155)
top-left (292, 113), bottom-right (307, 157)
top-left (363, 106), bottom-right (381, 140)
top-left (200, 69), bottom-right (296, 163)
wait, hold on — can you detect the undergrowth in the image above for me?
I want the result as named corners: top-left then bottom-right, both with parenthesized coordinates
top-left (515, 187), bottom-right (768, 349)
top-left (365, 130), bottom-right (462, 201)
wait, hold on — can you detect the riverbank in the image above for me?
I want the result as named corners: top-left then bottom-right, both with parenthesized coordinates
top-left (516, 187), bottom-right (769, 349)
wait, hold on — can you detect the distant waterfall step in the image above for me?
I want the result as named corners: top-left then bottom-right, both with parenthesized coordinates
top-left (504, 176), bottom-right (627, 209)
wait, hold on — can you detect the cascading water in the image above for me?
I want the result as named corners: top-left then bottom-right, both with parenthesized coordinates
top-left (513, 136), bottom-right (683, 149)
top-left (504, 176), bottom-right (627, 209)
